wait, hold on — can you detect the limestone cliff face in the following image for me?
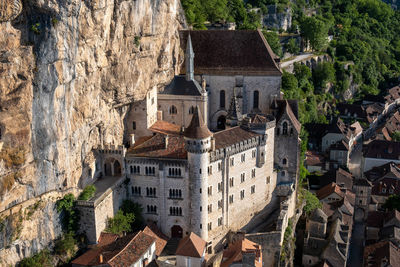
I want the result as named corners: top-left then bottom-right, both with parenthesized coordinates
top-left (0, 0), bottom-right (185, 264)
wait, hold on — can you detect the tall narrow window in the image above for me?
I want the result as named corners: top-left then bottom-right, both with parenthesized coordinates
top-left (220, 90), bottom-right (226, 109)
top-left (169, 105), bottom-right (177, 114)
top-left (282, 122), bottom-right (288, 135)
top-left (253, 90), bottom-right (259, 109)
top-left (132, 121), bottom-right (136, 130)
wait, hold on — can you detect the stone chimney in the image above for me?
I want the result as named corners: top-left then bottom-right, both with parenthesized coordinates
top-left (164, 135), bottom-right (169, 149)
top-left (99, 253), bottom-right (103, 264)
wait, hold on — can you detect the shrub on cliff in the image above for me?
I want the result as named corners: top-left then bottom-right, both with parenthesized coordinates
top-left (78, 185), bottom-right (96, 201)
top-left (56, 193), bottom-right (79, 233)
top-left (120, 200), bottom-right (144, 231)
top-left (19, 249), bottom-right (53, 267)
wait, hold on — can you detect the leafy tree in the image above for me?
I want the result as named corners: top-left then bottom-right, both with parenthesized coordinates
top-left (54, 233), bottom-right (77, 262)
top-left (383, 194), bottom-right (400, 211)
top-left (303, 190), bottom-right (322, 214)
top-left (120, 200), bottom-right (144, 231)
top-left (300, 16), bottom-right (329, 51)
top-left (78, 185), bottom-right (96, 201)
top-left (262, 30), bottom-right (282, 57)
top-left (285, 38), bottom-right (300, 55)
top-left (392, 131), bottom-right (400, 142)
top-left (281, 71), bottom-right (299, 99)
top-left (312, 62), bottom-right (336, 90)
top-left (56, 193), bottom-right (79, 233)
top-left (106, 210), bottom-right (134, 235)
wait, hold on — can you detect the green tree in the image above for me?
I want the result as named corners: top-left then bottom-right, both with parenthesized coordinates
top-left (54, 233), bottom-right (77, 262)
top-left (312, 62), bottom-right (336, 90)
top-left (303, 190), bottom-right (322, 214)
top-left (106, 210), bottom-right (134, 235)
top-left (281, 71), bottom-right (299, 99)
top-left (78, 185), bottom-right (96, 201)
top-left (300, 16), bottom-right (328, 51)
top-left (285, 38), bottom-right (300, 55)
top-left (263, 30), bottom-right (282, 57)
top-left (19, 250), bottom-right (53, 267)
top-left (120, 200), bottom-right (144, 231)
top-left (383, 194), bottom-right (400, 211)
top-left (56, 193), bottom-right (79, 233)
top-left (392, 131), bottom-right (400, 142)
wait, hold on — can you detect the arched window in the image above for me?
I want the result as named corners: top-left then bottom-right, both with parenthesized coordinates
top-left (169, 105), bottom-right (177, 114)
top-left (189, 106), bottom-right (195, 114)
top-left (282, 158), bottom-right (287, 165)
top-left (282, 122), bottom-right (288, 135)
top-left (253, 90), bottom-right (259, 109)
top-left (220, 90), bottom-right (226, 109)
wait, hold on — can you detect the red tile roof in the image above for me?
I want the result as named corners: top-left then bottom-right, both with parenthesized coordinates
top-left (316, 183), bottom-right (345, 201)
top-left (128, 133), bottom-right (187, 159)
top-left (384, 85), bottom-right (400, 104)
top-left (213, 126), bottom-right (260, 150)
top-left (221, 238), bottom-right (262, 267)
top-left (143, 224), bottom-right (168, 256)
top-left (305, 151), bottom-right (325, 166)
top-left (175, 232), bottom-right (206, 258)
top-left (184, 107), bottom-right (213, 139)
top-left (180, 30), bottom-right (281, 76)
top-left (72, 231), bottom-right (156, 266)
top-left (150, 121), bottom-right (182, 136)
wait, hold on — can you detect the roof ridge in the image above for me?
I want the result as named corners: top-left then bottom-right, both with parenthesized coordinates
top-left (108, 233), bottom-right (140, 263)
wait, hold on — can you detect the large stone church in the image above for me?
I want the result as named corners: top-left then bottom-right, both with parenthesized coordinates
top-left (80, 30), bottom-right (301, 253)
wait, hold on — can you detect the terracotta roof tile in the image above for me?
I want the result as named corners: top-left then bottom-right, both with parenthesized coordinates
top-left (221, 238), bottom-right (262, 267)
top-left (180, 30), bottom-right (281, 76)
top-left (175, 232), bottom-right (206, 258)
top-left (184, 106), bottom-right (212, 139)
top-left (385, 85), bottom-right (400, 104)
top-left (128, 133), bottom-right (187, 159)
top-left (150, 120), bottom-right (182, 136)
top-left (143, 224), bottom-right (168, 256)
top-left (316, 183), bottom-right (345, 201)
top-left (213, 126), bottom-right (260, 150)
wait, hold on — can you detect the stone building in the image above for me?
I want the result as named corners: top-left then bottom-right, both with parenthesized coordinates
top-left (78, 30), bottom-right (301, 256)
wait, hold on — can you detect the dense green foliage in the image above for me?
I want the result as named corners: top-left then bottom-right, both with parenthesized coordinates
top-left (262, 30), bottom-right (283, 57)
top-left (285, 38), bottom-right (300, 55)
top-left (120, 200), bottom-right (144, 231)
top-left (56, 193), bottom-right (79, 233)
top-left (383, 194), bottom-right (400, 211)
top-left (54, 233), bottom-right (77, 263)
top-left (78, 185), bottom-right (96, 201)
top-left (303, 190), bottom-right (322, 214)
top-left (391, 131), bottom-right (400, 142)
top-left (106, 209), bottom-right (135, 235)
top-left (19, 249), bottom-right (53, 267)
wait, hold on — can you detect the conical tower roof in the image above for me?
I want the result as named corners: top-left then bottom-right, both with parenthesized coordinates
top-left (184, 106), bottom-right (212, 139)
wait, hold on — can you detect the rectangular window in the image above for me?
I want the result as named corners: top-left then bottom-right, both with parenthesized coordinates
top-left (230, 158), bottom-right (234, 166)
top-left (208, 166), bottom-right (213, 175)
top-left (218, 200), bottom-right (223, 209)
top-left (266, 176), bottom-right (270, 184)
top-left (240, 190), bottom-right (245, 200)
top-left (252, 150), bottom-right (256, 158)
top-left (208, 222), bottom-right (212, 231)
top-left (229, 195), bottom-right (234, 204)
top-left (230, 177), bottom-right (234, 187)
top-left (208, 186), bottom-right (212, 196)
top-left (218, 182), bottom-right (222, 192)
top-left (251, 185), bottom-right (255, 194)
top-left (218, 217), bottom-right (223, 226)
top-left (241, 154), bottom-right (245, 163)
top-left (241, 173), bottom-right (245, 183)
top-left (208, 204), bottom-right (212, 213)
top-left (252, 169), bottom-right (256, 178)
top-left (218, 162), bottom-right (221, 171)
top-left (132, 121), bottom-right (136, 130)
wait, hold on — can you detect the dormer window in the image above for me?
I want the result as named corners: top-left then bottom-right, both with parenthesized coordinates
top-left (282, 122), bottom-right (288, 135)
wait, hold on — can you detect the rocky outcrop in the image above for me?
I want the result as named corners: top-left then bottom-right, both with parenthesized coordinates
top-left (0, 0), bottom-right (185, 264)
top-left (262, 5), bottom-right (292, 31)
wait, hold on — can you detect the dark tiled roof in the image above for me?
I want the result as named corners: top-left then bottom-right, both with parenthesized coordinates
top-left (175, 232), bottom-right (206, 258)
top-left (364, 241), bottom-right (400, 267)
top-left (365, 162), bottom-right (400, 182)
top-left (179, 30), bottom-right (281, 76)
top-left (149, 121), bottom-right (182, 136)
top-left (72, 232), bottom-right (155, 266)
top-left (385, 85), bottom-right (400, 104)
top-left (161, 76), bottom-right (202, 96)
top-left (213, 126), bottom-right (260, 150)
top-left (143, 224), bottom-right (168, 256)
top-left (109, 232), bottom-right (155, 267)
top-left (184, 106), bottom-right (213, 139)
top-left (366, 103), bottom-right (385, 123)
top-left (367, 211), bottom-right (387, 228)
top-left (310, 208), bottom-right (328, 223)
top-left (128, 133), bottom-right (187, 159)
top-left (363, 140), bottom-right (400, 160)
top-left (336, 103), bottom-right (366, 119)
top-left (318, 168), bottom-right (354, 190)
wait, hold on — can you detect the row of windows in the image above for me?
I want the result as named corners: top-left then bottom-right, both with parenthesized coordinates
top-left (147, 205), bottom-right (157, 214)
top-left (170, 207), bottom-right (182, 216)
top-left (130, 166), bottom-right (156, 175)
top-left (131, 186), bottom-right (157, 197)
top-left (168, 168), bottom-right (182, 177)
top-left (219, 90), bottom-right (259, 109)
top-left (168, 105), bottom-right (197, 115)
top-left (169, 189), bottom-right (182, 199)
top-left (276, 122), bottom-right (294, 135)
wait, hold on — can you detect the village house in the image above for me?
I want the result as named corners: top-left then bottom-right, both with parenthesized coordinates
top-left (362, 140), bottom-right (400, 172)
top-left (175, 232), bottom-right (207, 267)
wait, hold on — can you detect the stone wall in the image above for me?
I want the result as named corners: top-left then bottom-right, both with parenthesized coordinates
top-left (0, 0), bottom-right (185, 264)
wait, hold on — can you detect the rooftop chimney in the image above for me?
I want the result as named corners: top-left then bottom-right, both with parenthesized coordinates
top-left (99, 253), bottom-right (103, 264)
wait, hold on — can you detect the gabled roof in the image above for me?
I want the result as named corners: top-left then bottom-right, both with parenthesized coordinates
top-left (364, 241), bottom-right (400, 267)
top-left (385, 85), bottom-right (400, 104)
top-left (365, 162), bottom-right (400, 182)
top-left (179, 30), bottom-right (281, 76)
top-left (149, 120), bottom-right (182, 136)
top-left (221, 238), bottom-right (262, 267)
top-left (184, 106), bottom-right (213, 139)
top-left (310, 208), bottom-right (328, 223)
top-left (175, 232), bottom-right (206, 258)
top-left (161, 76), bottom-right (202, 96)
top-left (274, 100), bottom-right (301, 133)
top-left (363, 140), bottom-right (400, 160)
top-left (317, 182), bottom-right (345, 201)
top-left (143, 224), bottom-right (168, 256)
top-left (71, 231), bottom-right (155, 266)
